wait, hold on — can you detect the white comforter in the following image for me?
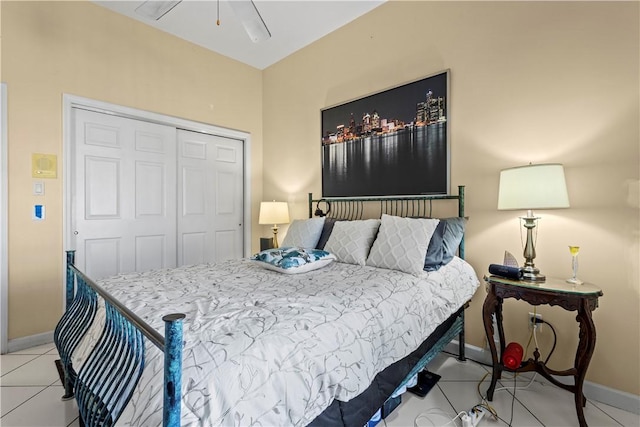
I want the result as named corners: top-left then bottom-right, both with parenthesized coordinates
top-left (74, 257), bottom-right (479, 426)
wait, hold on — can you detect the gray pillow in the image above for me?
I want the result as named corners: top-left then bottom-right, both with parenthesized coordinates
top-left (315, 218), bottom-right (340, 250)
top-left (423, 220), bottom-right (446, 271)
top-left (366, 215), bottom-right (439, 275)
top-left (281, 218), bottom-right (325, 249)
top-left (424, 217), bottom-right (466, 271)
top-left (442, 217), bottom-right (466, 264)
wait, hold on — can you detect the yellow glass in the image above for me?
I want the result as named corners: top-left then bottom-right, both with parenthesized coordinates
top-left (567, 246), bottom-right (583, 285)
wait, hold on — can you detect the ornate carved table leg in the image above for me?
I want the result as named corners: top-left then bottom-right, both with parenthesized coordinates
top-left (482, 286), bottom-right (501, 401)
top-left (574, 299), bottom-right (597, 427)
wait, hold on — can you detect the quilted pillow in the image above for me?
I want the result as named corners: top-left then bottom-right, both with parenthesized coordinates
top-left (367, 214), bottom-right (440, 275)
top-left (323, 219), bottom-right (381, 266)
top-left (251, 247), bottom-right (336, 274)
top-left (281, 217), bottom-right (326, 249)
top-left (424, 217), bottom-right (467, 271)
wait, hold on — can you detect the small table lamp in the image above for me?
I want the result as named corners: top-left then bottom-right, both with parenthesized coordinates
top-left (258, 201), bottom-right (290, 248)
top-left (498, 163), bottom-right (570, 282)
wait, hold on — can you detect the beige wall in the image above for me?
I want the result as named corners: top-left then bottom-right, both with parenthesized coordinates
top-left (1, 1), bottom-right (264, 339)
top-left (263, 1), bottom-right (639, 395)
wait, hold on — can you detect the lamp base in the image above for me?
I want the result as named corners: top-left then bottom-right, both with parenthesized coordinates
top-left (522, 267), bottom-right (545, 282)
top-left (271, 225), bottom-right (279, 248)
top-left (520, 213), bottom-right (545, 282)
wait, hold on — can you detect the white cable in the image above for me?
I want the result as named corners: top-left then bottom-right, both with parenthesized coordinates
top-left (492, 372), bottom-right (538, 393)
top-left (414, 409), bottom-right (466, 427)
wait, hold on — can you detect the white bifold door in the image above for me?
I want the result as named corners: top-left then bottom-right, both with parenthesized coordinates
top-left (71, 108), bottom-right (243, 280)
top-left (177, 129), bottom-right (244, 266)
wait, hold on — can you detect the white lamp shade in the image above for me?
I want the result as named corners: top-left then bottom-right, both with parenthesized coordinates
top-left (498, 163), bottom-right (570, 210)
top-left (258, 201), bottom-right (290, 225)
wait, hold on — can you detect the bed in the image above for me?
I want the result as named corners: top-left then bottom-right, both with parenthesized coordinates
top-left (54, 186), bottom-right (479, 427)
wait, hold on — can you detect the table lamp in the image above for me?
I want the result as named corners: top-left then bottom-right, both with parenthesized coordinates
top-left (258, 201), bottom-right (290, 248)
top-left (498, 163), bottom-right (570, 282)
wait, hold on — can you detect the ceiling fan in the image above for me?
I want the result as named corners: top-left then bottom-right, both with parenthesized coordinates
top-left (135, 0), bottom-right (271, 43)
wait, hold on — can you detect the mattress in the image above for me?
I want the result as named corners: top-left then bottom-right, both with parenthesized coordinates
top-left (72, 256), bottom-right (479, 426)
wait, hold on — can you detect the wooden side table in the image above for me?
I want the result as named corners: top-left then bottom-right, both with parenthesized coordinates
top-left (482, 275), bottom-right (603, 427)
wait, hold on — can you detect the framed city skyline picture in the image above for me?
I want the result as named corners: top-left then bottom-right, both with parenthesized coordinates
top-left (321, 70), bottom-right (450, 197)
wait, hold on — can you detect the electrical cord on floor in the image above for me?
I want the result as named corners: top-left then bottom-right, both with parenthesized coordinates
top-left (491, 311), bottom-right (539, 425)
top-left (505, 375), bottom-right (517, 427)
top-left (474, 372), bottom-right (499, 420)
top-left (413, 409), bottom-right (467, 427)
top-left (476, 372), bottom-right (518, 427)
top-left (497, 314), bottom-right (559, 425)
top-left (442, 311), bottom-right (560, 426)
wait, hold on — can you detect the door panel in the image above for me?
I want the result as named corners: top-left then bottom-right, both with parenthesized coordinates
top-left (84, 238), bottom-right (121, 280)
top-left (135, 235), bottom-right (166, 272)
top-left (212, 140), bottom-right (244, 262)
top-left (73, 108), bottom-right (177, 278)
top-left (178, 130), bottom-right (243, 265)
top-left (182, 232), bottom-right (206, 266)
top-left (136, 161), bottom-right (166, 217)
top-left (182, 167), bottom-right (206, 215)
top-left (215, 230), bottom-right (237, 262)
top-left (85, 157), bottom-right (120, 219)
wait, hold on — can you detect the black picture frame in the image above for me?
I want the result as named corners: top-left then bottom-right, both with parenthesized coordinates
top-left (321, 70), bottom-right (450, 197)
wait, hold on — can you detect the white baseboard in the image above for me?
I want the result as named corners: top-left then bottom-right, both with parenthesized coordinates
top-left (7, 331), bottom-right (54, 354)
top-left (444, 341), bottom-right (640, 415)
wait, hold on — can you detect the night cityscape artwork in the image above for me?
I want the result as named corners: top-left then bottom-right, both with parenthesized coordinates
top-left (321, 70), bottom-right (449, 197)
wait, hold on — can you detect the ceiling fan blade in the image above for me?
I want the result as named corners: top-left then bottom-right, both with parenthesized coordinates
top-left (135, 0), bottom-right (182, 21)
top-left (228, 0), bottom-right (271, 43)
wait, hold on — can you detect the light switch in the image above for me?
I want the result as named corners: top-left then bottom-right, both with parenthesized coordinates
top-left (33, 204), bottom-right (45, 220)
top-left (33, 181), bottom-right (44, 196)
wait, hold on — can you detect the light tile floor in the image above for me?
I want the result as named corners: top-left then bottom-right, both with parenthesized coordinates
top-left (1, 344), bottom-right (638, 426)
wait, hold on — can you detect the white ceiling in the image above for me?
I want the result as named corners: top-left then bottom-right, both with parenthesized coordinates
top-left (92, 0), bottom-right (386, 70)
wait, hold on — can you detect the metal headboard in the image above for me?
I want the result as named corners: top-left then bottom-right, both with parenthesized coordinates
top-left (309, 185), bottom-right (466, 259)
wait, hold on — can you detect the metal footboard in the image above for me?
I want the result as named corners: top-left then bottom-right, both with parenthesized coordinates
top-left (54, 252), bottom-right (99, 400)
top-left (55, 251), bottom-right (185, 427)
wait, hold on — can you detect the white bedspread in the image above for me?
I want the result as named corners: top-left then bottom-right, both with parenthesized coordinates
top-left (73, 257), bottom-right (479, 426)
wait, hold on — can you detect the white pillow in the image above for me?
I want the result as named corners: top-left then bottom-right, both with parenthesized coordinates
top-left (281, 217), bottom-right (325, 249)
top-left (366, 214), bottom-right (440, 275)
top-left (251, 247), bottom-right (336, 274)
top-left (323, 219), bottom-right (381, 266)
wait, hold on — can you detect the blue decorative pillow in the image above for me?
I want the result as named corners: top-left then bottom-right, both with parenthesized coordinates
top-left (251, 247), bottom-right (336, 274)
top-left (424, 217), bottom-right (467, 271)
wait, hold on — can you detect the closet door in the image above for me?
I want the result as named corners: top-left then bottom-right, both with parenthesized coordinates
top-left (177, 130), bottom-right (244, 265)
top-left (72, 108), bottom-right (177, 279)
